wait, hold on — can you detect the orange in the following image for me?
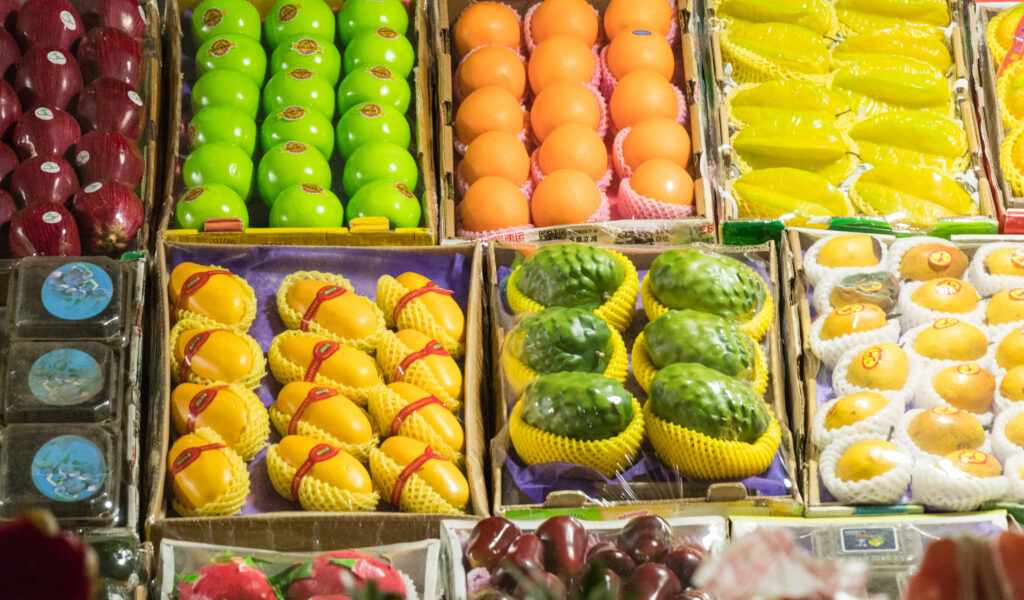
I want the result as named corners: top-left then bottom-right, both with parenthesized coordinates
top-left (630, 158), bottom-right (694, 205)
top-left (610, 69), bottom-right (678, 130)
top-left (528, 34), bottom-right (596, 93)
top-left (455, 86), bottom-right (524, 146)
top-left (458, 45), bottom-right (526, 99)
top-left (604, 0), bottom-right (673, 41)
top-left (453, 1), bottom-right (521, 56)
top-left (537, 123), bottom-right (609, 181)
top-left (529, 0), bottom-right (598, 46)
top-left (530, 80), bottom-right (601, 142)
top-left (460, 176), bottom-right (531, 231)
top-left (463, 131), bottom-right (530, 186)
top-left (622, 117), bottom-right (690, 171)
top-left (606, 28), bottom-right (675, 81)
top-left (531, 168), bottom-right (601, 226)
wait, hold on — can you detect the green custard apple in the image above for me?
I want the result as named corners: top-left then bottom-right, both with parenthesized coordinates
top-left (341, 141), bottom-right (418, 198)
top-left (261, 105), bottom-right (334, 159)
top-left (345, 180), bottom-right (421, 228)
top-left (269, 182), bottom-right (344, 228)
top-left (506, 307), bottom-right (613, 375)
top-left (188, 105), bottom-right (257, 156)
top-left (190, 69), bottom-right (261, 118)
top-left (264, 0), bottom-right (335, 49)
top-left (337, 65), bottom-right (412, 115)
top-left (337, 0), bottom-right (409, 46)
top-left (175, 183), bottom-right (249, 229)
top-left (263, 68), bottom-right (336, 120)
top-left (190, 0), bottom-right (262, 45)
top-left (643, 309), bottom-right (756, 379)
top-left (257, 140), bottom-right (331, 206)
top-left (344, 27), bottom-right (415, 79)
top-left (270, 34), bottom-right (342, 85)
top-left (649, 249), bottom-right (767, 320)
top-left (182, 142), bottom-right (253, 199)
top-left (336, 102), bottom-right (411, 160)
top-left (520, 372), bottom-right (633, 441)
top-left (516, 244), bottom-right (625, 311)
top-left (195, 33), bottom-right (267, 86)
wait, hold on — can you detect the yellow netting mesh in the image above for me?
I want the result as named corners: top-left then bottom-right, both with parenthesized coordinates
top-left (268, 405), bottom-right (379, 463)
top-left (506, 250), bottom-right (639, 333)
top-left (368, 448), bottom-right (467, 514)
top-left (267, 330), bottom-right (383, 406)
top-left (170, 265), bottom-right (258, 332)
top-left (640, 274), bottom-right (775, 340)
top-left (988, 7), bottom-right (1019, 66)
top-left (169, 430), bottom-right (251, 517)
top-left (168, 319), bottom-right (266, 389)
top-left (1003, 125), bottom-right (1024, 198)
top-left (644, 403), bottom-right (782, 480)
top-left (376, 275), bottom-right (466, 359)
top-left (367, 385), bottom-right (465, 466)
top-left (266, 444), bottom-right (380, 512)
top-left (999, 61), bottom-right (1024, 131)
top-left (276, 271), bottom-right (387, 353)
top-left (184, 384), bottom-right (270, 462)
top-left (499, 324), bottom-right (629, 398)
top-left (630, 332), bottom-right (769, 396)
top-left (719, 27), bottom-right (830, 85)
top-left (508, 398), bottom-right (645, 478)
top-left (375, 331), bottom-right (463, 413)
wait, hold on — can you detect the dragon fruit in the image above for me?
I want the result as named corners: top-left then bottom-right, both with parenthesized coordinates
top-left (175, 556), bottom-right (277, 600)
top-left (276, 550), bottom-right (406, 600)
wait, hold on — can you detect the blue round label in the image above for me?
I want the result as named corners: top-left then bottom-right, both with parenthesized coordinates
top-left (29, 349), bottom-right (104, 406)
top-left (31, 436), bottom-right (106, 502)
top-left (41, 262), bottom-right (114, 321)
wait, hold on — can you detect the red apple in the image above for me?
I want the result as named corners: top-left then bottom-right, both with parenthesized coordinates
top-left (15, 46), bottom-right (83, 109)
top-left (0, 141), bottom-right (17, 184)
top-left (13, 106), bottom-right (81, 159)
top-left (9, 202), bottom-right (80, 256)
top-left (74, 0), bottom-right (146, 38)
top-left (0, 79), bottom-right (21, 138)
top-left (76, 27), bottom-right (141, 85)
top-left (76, 78), bottom-right (144, 139)
top-left (15, 0), bottom-right (83, 51)
top-left (10, 156), bottom-right (78, 206)
top-left (0, 188), bottom-right (15, 255)
top-left (72, 180), bottom-right (142, 254)
top-left (0, 28), bottom-right (19, 81)
top-left (75, 130), bottom-right (142, 187)
top-left (0, 0), bottom-right (18, 32)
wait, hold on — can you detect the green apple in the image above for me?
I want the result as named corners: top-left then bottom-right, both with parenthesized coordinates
top-left (188, 105), bottom-right (257, 156)
top-left (175, 183), bottom-right (249, 229)
top-left (344, 27), bottom-right (414, 79)
top-left (190, 0), bottom-right (262, 46)
top-left (195, 33), bottom-right (267, 86)
top-left (263, 68), bottom-right (336, 119)
top-left (337, 0), bottom-right (409, 46)
top-left (183, 142), bottom-right (254, 199)
top-left (269, 182), bottom-right (344, 227)
top-left (261, 105), bottom-right (333, 158)
top-left (346, 179), bottom-right (421, 229)
top-left (337, 65), bottom-right (411, 115)
top-left (342, 141), bottom-right (417, 198)
top-left (190, 69), bottom-right (261, 118)
top-left (336, 102), bottom-right (410, 160)
top-left (264, 0), bottom-right (336, 49)
top-left (270, 34), bottom-right (342, 86)
top-left (257, 140), bottom-right (331, 205)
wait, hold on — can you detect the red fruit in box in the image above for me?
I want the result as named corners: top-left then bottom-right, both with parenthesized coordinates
top-left (74, 0), bottom-right (146, 38)
top-left (15, 0), bottom-right (83, 51)
top-left (586, 542), bottom-right (636, 577)
top-left (0, 511), bottom-right (97, 598)
top-left (74, 130), bottom-right (142, 187)
top-left (71, 180), bottom-right (142, 254)
top-left (9, 202), bottom-right (80, 256)
top-left (10, 155), bottom-right (78, 206)
top-left (0, 79), bottom-right (21, 138)
top-left (13, 106), bottom-right (81, 159)
top-left (662, 545), bottom-right (706, 590)
top-left (76, 27), bottom-right (142, 85)
top-left (0, 141), bottom-right (17, 184)
top-left (536, 516), bottom-right (587, 578)
top-left (513, 571), bottom-right (567, 600)
top-left (466, 517), bottom-right (521, 570)
top-left (630, 563), bottom-right (682, 600)
top-left (0, 189), bottom-right (15, 254)
top-left (77, 77), bottom-right (144, 139)
top-left (0, 0), bottom-right (18, 32)
top-left (175, 556), bottom-right (278, 600)
top-left (279, 550), bottom-right (407, 600)
top-left (618, 516), bottom-right (675, 564)
top-left (0, 28), bottom-right (20, 81)
top-left (15, 46), bottom-right (83, 109)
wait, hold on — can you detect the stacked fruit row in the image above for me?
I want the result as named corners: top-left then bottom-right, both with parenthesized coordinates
top-left (0, 0), bottom-right (148, 257)
top-left (715, 0), bottom-right (978, 228)
top-left (175, 0), bottom-right (424, 231)
top-left (450, 0), bottom-right (696, 239)
top-left (988, 6), bottom-right (1024, 201)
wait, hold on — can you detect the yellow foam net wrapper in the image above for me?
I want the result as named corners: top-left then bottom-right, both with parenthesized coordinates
top-left (999, 61), bottom-right (1024, 131)
top-left (268, 404), bottom-right (379, 464)
top-left (276, 271), bottom-right (387, 353)
top-left (375, 331), bottom-right (463, 413)
top-left (731, 115), bottom-right (858, 186)
top-left (368, 448), bottom-right (466, 514)
top-left (729, 167), bottom-right (855, 223)
top-left (170, 430), bottom-right (251, 517)
top-left (834, 0), bottom-right (949, 37)
top-left (848, 110), bottom-right (968, 175)
top-left (376, 275), bottom-right (465, 359)
top-left (714, 0), bottom-right (838, 36)
top-left (367, 385), bottom-right (464, 466)
top-left (1002, 125), bottom-right (1024, 197)
top-left (168, 319), bottom-right (266, 389)
top-left (631, 332), bottom-right (769, 396)
top-left (832, 26), bottom-right (951, 72)
top-left (190, 384), bottom-right (270, 462)
top-left (640, 272), bottom-right (775, 341)
top-left (508, 398), bottom-right (645, 478)
top-left (500, 325), bottom-right (628, 399)
top-left (170, 265), bottom-right (258, 333)
top-left (726, 80), bottom-right (854, 129)
top-left (989, 5), bottom-right (1024, 66)
top-left (829, 56), bottom-right (952, 118)
top-left (644, 403), bottom-right (782, 480)
top-left (507, 251), bottom-right (639, 333)
top-left (720, 21), bottom-right (831, 84)
top-left (850, 164), bottom-right (976, 227)
top-left (267, 330), bottom-right (383, 406)
top-left (266, 444), bottom-right (380, 512)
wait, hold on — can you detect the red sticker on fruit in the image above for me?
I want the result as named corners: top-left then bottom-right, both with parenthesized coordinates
top-left (393, 281), bottom-right (453, 322)
top-left (360, 104), bottom-right (384, 118)
top-left (933, 317), bottom-right (959, 329)
top-left (376, 26), bottom-right (399, 39)
top-left (395, 340), bottom-right (448, 381)
top-left (277, 3), bottom-right (298, 22)
top-left (290, 443), bottom-right (340, 499)
top-left (303, 340), bottom-right (340, 382)
top-left (279, 106), bottom-right (307, 120)
top-left (208, 38), bottom-right (235, 56)
top-left (288, 386), bottom-right (340, 434)
top-left (170, 442), bottom-right (225, 477)
top-left (202, 7), bottom-right (223, 27)
top-left (292, 38), bottom-right (322, 55)
top-left (369, 66), bottom-right (394, 80)
top-left (283, 141), bottom-right (308, 153)
top-left (289, 68), bottom-right (314, 80)
top-left (174, 269), bottom-right (232, 317)
top-left (860, 346), bottom-right (882, 370)
top-left (187, 385), bottom-right (228, 432)
top-left (300, 285), bottom-right (348, 331)
top-left (928, 250), bottom-right (952, 268)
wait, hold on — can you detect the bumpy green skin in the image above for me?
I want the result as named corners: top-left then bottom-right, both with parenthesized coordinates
top-left (648, 363), bottom-right (769, 443)
top-left (516, 244), bottom-right (625, 310)
top-left (508, 307), bottom-right (614, 374)
top-left (643, 309), bottom-right (756, 377)
top-left (521, 372), bottom-right (633, 441)
top-left (649, 249), bottom-right (766, 319)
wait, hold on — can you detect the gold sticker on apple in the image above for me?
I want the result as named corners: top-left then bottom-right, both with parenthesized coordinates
top-left (293, 38), bottom-right (322, 55)
top-left (283, 141), bottom-right (308, 153)
top-left (375, 27), bottom-right (399, 39)
top-left (279, 106), bottom-right (307, 120)
top-left (183, 188), bottom-right (206, 203)
top-left (928, 250), bottom-right (952, 268)
top-left (300, 183), bottom-right (325, 195)
top-left (369, 66), bottom-right (394, 80)
top-left (201, 8), bottom-right (223, 28)
top-left (277, 3), bottom-right (299, 22)
top-left (393, 182), bottom-right (415, 199)
top-left (288, 68), bottom-right (314, 80)
top-left (208, 38), bottom-right (235, 56)
top-left (359, 104), bottom-right (383, 118)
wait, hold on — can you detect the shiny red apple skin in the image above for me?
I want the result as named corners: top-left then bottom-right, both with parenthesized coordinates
top-left (0, 28), bottom-right (20, 81)
top-left (76, 27), bottom-right (142, 85)
top-left (15, 46), bottom-right (83, 110)
top-left (77, 77), bottom-right (144, 139)
top-left (0, 0), bottom-right (18, 32)
top-left (72, 180), bottom-right (143, 254)
top-left (0, 188), bottom-right (15, 255)
top-left (0, 142), bottom-right (17, 185)
top-left (74, 130), bottom-right (142, 187)
top-left (0, 79), bottom-right (21, 139)
top-left (75, 0), bottom-right (146, 38)
top-left (9, 202), bottom-right (80, 257)
top-left (15, 0), bottom-right (83, 51)
top-left (13, 106), bottom-right (81, 160)
top-left (10, 156), bottom-right (78, 207)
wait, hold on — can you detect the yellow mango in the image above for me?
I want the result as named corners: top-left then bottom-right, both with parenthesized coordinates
top-left (168, 434), bottom-right (235, 510)
top-left (174, 328), bottom-right (255, 383)
top-left (276, 435), bottom-right (373, 494)
top-left (379, 436), bottom-right (469, 509)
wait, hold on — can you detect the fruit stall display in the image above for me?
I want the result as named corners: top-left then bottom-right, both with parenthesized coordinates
top-left (162, 0), bottom-right (437, 243)
top-left (700, 0), bottom-right (997, 240)
top-left (788, 229), bottom-right (1024, 516)
top-left (486, 241), bottom-right (800, 515)
top-left (434, 0), bottom-right (713, 242)
top-left (0, 0), bottom-right (160, 258)
top-left (146, 240), bottom-right (487, 548)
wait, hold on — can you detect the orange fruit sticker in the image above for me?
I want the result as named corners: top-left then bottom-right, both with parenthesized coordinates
top-left (933, 317), bottom-right (959, 329)
top-left (928, 250), bottom-right (952, 268)
top-left (834, 304), bottom-right (864, 316)
top-left (860, 346), bottom-right (882, 370)
top-left (957, 363), bottom-right (981, 376)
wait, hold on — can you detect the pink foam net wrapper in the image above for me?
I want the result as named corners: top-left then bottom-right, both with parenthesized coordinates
top-left (453, 112), bottom-right (532, 156)
top-left (456, 160), bottom-right (535, 199)
top-left (587, 189), bottom-right (612, 222)
top-left (611, 126), bottom-right (632, 179)
top-left (617, 175), bottom-right (695, 219)
top-left (454, 1), bottom-right (526, 58)
top-left (529, 83), bottom-right (609, 146)
top-left (529, 148), bottom-right (613, 192)
top-left (608, 82), bottom-right (688, 137)
top-left (452, 44), bottom-right (529, 104)
top-left (523, 1), bottom-right (605, 53)
top-left (456, 208), bottom-right (535, 240)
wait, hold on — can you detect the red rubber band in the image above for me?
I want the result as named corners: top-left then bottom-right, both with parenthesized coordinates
top-left (288, 386), bottom-right (340, 435)
top-left (395, 340), bottom-right (448, 381)
top-left (290, 443), bottom-right (340, 499)
top-left (300, 285), bottom-right (348, 332)
top-left (179, 329), bottom-right (223, 382)
top-left (393, 282), bottom-right (453, 323)
top-left (390, 446), bottom-right (445, 506)
top-left (170, 442), bottom-right (226, 477)
top-left (174, 270), bottom-right (231, 318)
top-left (303, 340), bottom-right (340, 382)
top-left (186, 385), bottom-right (227, 432)
top-left (391, 394), bottom-right (445, 435)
